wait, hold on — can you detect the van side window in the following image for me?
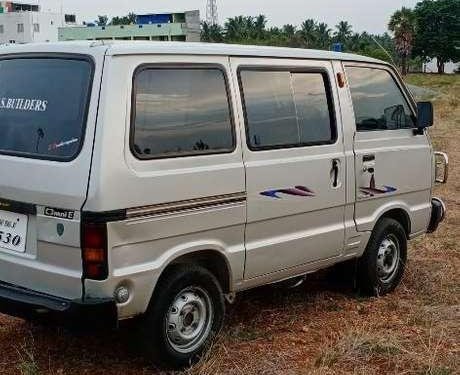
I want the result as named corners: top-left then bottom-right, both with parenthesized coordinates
top-left (239, 69), bottom-right (335, 150)
top-left (132, 67), bottom-right (234, 159)
top-left (346, 66), bottom-right (416, 131)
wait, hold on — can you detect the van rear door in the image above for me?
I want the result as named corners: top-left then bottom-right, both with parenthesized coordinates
top-left (0, 48), bottom-right (106, 300)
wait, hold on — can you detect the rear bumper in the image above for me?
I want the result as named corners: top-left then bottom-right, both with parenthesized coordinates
top-left (0, 281), bottom-right (117, 328)
top-left (427, 197), bottom-right (446, 233)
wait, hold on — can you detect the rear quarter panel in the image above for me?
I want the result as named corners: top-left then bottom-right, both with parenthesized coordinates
top-left (84, 54), bottom-right (246, 318)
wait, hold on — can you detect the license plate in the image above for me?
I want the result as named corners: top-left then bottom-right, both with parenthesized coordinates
top-left (0, 210), bottom-right (28, 253)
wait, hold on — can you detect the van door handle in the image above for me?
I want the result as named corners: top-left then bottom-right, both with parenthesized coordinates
top-left (331, 159), bottom-right (340, 188)
top-left (363, 154), bottom-right (375, 162)
top-left (363, 154), bottom-right (376, 173)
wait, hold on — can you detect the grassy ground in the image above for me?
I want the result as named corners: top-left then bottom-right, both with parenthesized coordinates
top-left (1, 74), bottom-right (458, 375)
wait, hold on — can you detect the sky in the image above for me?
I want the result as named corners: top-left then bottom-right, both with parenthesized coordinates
top-left (38, 0), bottom-right (419, 35)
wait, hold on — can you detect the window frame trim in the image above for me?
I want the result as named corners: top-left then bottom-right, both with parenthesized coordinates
top-left (344, 63), bottom-right (418, 133)
top-left (130, 63), bottom-right (237, 161)
top-left (237, 65), bottom-right (338, 152)
top-left (0, 53), bottom-right (95, 162)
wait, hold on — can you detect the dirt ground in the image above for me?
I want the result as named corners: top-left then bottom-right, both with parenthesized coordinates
top-left (0, 74), bottom-right (458, 375)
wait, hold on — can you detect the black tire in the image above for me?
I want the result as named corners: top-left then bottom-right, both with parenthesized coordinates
top-left (357, 218), bottom-right (407, 296)
top-left (141, 264), bottom-right (225, 368)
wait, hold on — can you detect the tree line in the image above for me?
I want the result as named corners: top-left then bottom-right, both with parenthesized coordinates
top-left (95, 13), bottom-right (136, 27)
top-left (93, 0), bottom-right (459, 74)
top-left (201, 0), bottom-right (459, 74)
top-left (202, 16), bottom-right (395, 63)
top-left (389, 0), bottom-right (459, 74)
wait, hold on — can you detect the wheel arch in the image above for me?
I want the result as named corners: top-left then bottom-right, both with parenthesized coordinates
top-left (168, 250), bottom-right (232, 294)
top-left (377, 208), bottom-right (411, 238)
top-left (151, 248), bottom-right (233, 304)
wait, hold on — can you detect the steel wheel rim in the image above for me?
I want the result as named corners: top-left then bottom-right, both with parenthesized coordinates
top-left (165, 286), bottom-right (213, 354)
top-left (377, 234), bottom-right (400, 282)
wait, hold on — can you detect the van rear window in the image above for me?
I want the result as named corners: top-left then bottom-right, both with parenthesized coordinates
top-left (0, 56), bottom-right (93, 161)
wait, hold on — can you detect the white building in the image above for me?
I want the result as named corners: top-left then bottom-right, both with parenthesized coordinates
top-left (0, 1), bottom-right (75, 44)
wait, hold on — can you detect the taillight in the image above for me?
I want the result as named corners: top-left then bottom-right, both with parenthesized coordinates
top-left (81, 222), bottom-right (108, 280)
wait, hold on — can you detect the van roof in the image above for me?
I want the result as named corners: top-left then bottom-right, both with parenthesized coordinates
top-left (0, 41), bottom-right (388, 65)
top-left (108, 41), bottom-right (388, 65)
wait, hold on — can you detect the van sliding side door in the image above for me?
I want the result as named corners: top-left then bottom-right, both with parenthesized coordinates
top-left (231, 57), bottom-right (347, 280)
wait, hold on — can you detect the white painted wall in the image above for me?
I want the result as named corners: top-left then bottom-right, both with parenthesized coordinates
top-left (424, 58), bottom-right (459, 74)
top-left (0, 12), bottom-right (64, 44)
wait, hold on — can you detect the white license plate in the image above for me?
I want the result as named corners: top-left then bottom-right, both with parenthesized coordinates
top-left (0, 210), bottom-right (28, 253)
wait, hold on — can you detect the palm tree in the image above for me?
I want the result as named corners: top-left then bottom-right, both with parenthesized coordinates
top-left (224, 16), bottom-right (244, 41)
top-left (334, 21), bottom-right (353, 45)
top-left (201, 21), bottom-right (211, 42)
top-left (201, 22), bottom-right (224, 43)
top-left (225, 16), bottom-right (256, 41)
top-left (316, 22), bottom-right (332, 50)
top-left (348, 32), bottom-right (364, 52)
top-left (389, 7), bottom-right (416, 75)
top-left (300, 19), bottom-right (317, 48)
top-left (282, 24), bottom-right (297, 38)
top-left (210, 24), bottom-right (225, 43)
top-left (266, 26), bottom-right (284, 46)
top-left (253, 15), bottom-right (267, 40)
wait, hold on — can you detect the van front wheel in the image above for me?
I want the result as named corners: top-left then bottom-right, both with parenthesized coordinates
top-left (358, 218), bottom-right (407, 296)
top-left (142, 264), bottom-right (225, 368)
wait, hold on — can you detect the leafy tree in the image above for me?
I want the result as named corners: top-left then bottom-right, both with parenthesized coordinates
top-left (372, 33), bottom-right (398, 63)
top-left (110, 12), bottom-right (137, 26)
top-left (389, 7), bottom-right (416, 75)
top-left (128, 13), bottom-right (137, 24)
top-left (413, 0), bottom-right (460, 73)
top-left (96, 15), bottom-right (108, 27)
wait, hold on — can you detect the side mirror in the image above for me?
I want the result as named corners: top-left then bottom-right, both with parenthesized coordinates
top-left (417, 102), bottom-right (434, 129)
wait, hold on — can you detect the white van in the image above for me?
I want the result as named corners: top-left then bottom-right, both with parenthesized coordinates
top-left (0, 42), bottom-right (448, 366)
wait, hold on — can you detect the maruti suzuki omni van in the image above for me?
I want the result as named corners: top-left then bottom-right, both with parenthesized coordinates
top-left (0, 41), bottom-right (448, 366)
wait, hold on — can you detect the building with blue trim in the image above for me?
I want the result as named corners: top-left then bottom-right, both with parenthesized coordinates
top-left (59, 10), bottom-right (200, 42)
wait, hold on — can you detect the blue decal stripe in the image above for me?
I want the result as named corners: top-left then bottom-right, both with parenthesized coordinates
top-left (260, 186), bottom-right (315, 199)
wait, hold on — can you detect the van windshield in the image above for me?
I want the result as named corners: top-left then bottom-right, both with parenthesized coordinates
top-left (0, 57), bottom-right (93, 161)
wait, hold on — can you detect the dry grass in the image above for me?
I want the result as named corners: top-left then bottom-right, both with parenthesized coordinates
top-left (0, 74), bottom-right (458, 375)
top-left (16, 334), bottom-right (39, 375)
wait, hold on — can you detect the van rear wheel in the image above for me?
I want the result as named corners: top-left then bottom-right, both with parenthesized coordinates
top-left (358, 218), bottom-right (407, 296)
top-left (141, 264), bottom-right (225, 368)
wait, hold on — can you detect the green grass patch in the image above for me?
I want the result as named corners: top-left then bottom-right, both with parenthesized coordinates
top-left (405, 74), bottom-right (459, 94)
